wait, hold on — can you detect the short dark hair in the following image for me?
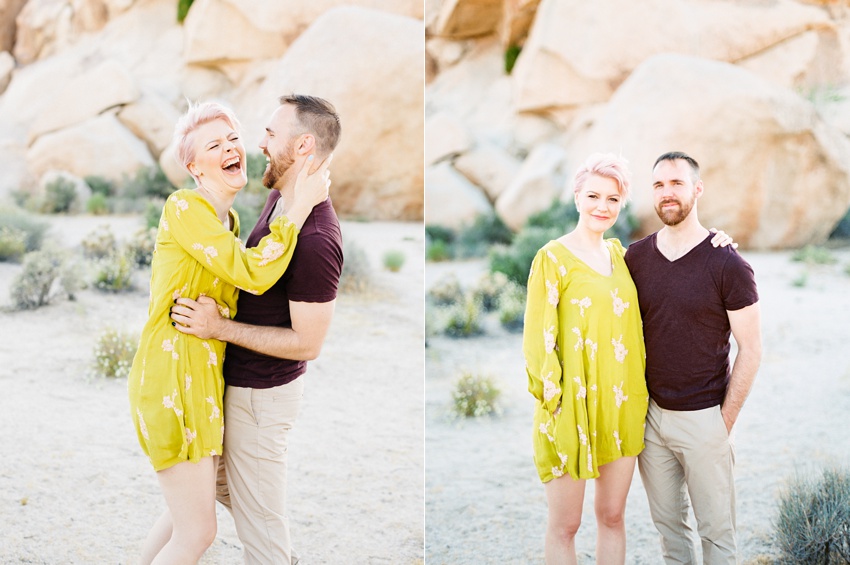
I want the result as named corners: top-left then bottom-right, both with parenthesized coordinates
top-left (279, 94), bottom-right (341, 156)
top-left (654, 151), bottom-right (700, 181)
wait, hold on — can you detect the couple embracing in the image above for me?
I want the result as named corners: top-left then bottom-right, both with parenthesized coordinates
top-left (127, 94), bottom-right (343, 564)
top-left (524, 152), bottom-right (762, 564)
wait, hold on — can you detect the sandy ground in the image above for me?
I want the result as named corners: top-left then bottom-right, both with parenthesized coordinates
top-left (0, 213), bottom-right (424, 564)
top-left (425, 249), bottom-right (850, 564)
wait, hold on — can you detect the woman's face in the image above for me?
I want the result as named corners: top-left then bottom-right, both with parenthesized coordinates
top-left (189, 118), bottom-right (247, 192)
top-left (575, 174), bottom-right (623, 233)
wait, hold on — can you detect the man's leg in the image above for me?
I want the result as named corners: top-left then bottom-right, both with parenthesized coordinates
top-left (677, 405), bottom-right (737, 565)
top-left (639, 400), bottom-right (698, 564)
top-left (222, 379), bottom-right (305, 565)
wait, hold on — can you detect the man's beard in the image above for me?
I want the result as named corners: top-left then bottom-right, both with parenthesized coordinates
top-left (262, 139), bottom-right (297, 189)
top-left (655, 195), bottom-right (695, 226)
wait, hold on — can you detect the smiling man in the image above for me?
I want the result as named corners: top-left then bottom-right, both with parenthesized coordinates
top-left (624, 152), bottom-right (762, 564)
top-left (172, 94), bottom-right (343, 565)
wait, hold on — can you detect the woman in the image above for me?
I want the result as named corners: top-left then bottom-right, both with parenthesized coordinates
top-left (523, 153), bottom-right (730, 564)
top-left (127, 101), bottom-right (330, 564)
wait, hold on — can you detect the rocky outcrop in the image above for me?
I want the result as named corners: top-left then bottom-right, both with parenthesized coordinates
top-left (574, 54), bottom-right (850, 249)
top-left (495, 143), bottom-right (565, 231)
top-left (425, 161), bottom-right (493, 228)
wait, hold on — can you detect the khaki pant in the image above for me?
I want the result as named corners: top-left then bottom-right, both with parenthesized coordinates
top-left (216, 378), bottom-right (305, 565)
top-left (638, 399), bottom-right (737, 564)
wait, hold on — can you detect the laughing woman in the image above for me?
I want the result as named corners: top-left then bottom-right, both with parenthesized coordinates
top-left (127, 101), bottom-right (330, 564)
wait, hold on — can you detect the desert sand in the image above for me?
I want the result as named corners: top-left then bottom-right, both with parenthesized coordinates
top-left (425, 248), bottom-right (850, 564)
top-left (0, 214), bottom-right (424, 564)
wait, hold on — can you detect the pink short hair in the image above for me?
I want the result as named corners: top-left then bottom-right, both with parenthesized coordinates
top-left (172, 101), bottom-right (242, 182)
top-left (572, 153), bottom-right (632, 203)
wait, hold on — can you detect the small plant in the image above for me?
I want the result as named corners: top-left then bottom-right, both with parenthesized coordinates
top-left (497, 282), bottom-right (526, 332)
top-left (442, 295), bottom-right (484, 338)
top-left (86, 192), bottom-right (110, 215)
top-left (471, 271), bottom-right (511, 312)
top-left (792, 245), bottom-right (837, 265)
top-left (504, 44), bottom-right (522, 74)
top-left (81, 225), bottom-right (118, 259)
top-left (774, 466), bottom-right (850, 564)
top-left (92, 252), bottom-right (134, 292)
top-left (427, 273), bottom-right (464, 307)
top-left (383, 250), bottom-right (405, 272)
top-left (177, 0), bottom-right (194, 23)
top-left (9, 248), bottom-right (64, 309)
top-left (452, 372), bottom-right (501, 418)
top-left (426, 239), bottom-right (452, 262)
top-left (0, 226), bottom-right (27, 262)
top-left (122, 164), bottom-right (175, 200)
top-left (59, 259), bottom-right (86, 300)
top-left (792, 271), bottom-right (808, 288)
top-left (92, 327), bottom-right (138, 379)
top-left (126, 227), bottom-right (157, 267)
top-left (490, 226), bottom-right (562, 287)
top-left (85, 175), bottom-right (115, 197)
top-left (0, 209), bottom-right (48, 253)
top-left (426, 225), bottom-right (456, 262)
top-left (42, 176), bottom-right (78, 213)
top-left (339, 239), bottom-right (371, 293)
top-left (144, 199), bottom-right (165, 230)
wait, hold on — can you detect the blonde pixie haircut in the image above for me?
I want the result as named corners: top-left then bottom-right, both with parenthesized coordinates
top-left (173, 101), bottom-right (242, 184)
top-left (572, 152), bottom-right (632, 204)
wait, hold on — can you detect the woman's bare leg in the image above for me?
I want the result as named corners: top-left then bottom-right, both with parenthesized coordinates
top-left (140, 509), bottom-right (173, 565)
top-left (544, 474), bottom-right (586, 565)
top-left (594, 456), bottom-right (636, 565)
top-left (144, 456), bottom-right (219, 565)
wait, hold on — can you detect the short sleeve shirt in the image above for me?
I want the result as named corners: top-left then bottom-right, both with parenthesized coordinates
top-left (624, 233), bottom-right (758, 411)
top-left (223, 192), bottom-right (344, 389)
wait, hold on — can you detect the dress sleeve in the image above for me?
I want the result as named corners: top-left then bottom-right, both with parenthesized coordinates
top-left (522, 247), bottom-right (564, 414)
top-left (163, 191), bottom-right (299, 295)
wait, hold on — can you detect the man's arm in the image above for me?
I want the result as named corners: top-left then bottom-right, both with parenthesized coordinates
top-left (721, 301), bottom-right (762, 432)
top-left (172, 296), bottom-right (335, 361)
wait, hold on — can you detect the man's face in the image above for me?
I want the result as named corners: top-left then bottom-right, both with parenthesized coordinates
top-left (652, 159), bottom-right (700, 226)
top-left (259, 104), bottom-right (301, 189)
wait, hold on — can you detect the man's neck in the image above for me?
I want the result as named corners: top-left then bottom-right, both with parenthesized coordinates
top-left (656, 214), bottom-right (709, 261)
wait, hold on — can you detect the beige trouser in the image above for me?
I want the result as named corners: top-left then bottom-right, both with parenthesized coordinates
top-left (638, 399), bottom-right (737, 565)
top-left (216, 378), bottom-right (305, 565)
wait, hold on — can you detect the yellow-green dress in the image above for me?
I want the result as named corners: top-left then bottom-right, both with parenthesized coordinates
top-left (128, 189), bottom-right (299, 471)
top-left (523, 239), bottom-right (648, 482)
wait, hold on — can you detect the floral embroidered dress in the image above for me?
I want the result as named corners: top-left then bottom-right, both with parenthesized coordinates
top-left (128, 189), bottom-right (299, 471)
top-left (523, 239), bottom-right (648, 482)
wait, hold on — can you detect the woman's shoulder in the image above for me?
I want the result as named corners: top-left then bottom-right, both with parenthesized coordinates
top-left (605, 238), bottom-right (626, 256)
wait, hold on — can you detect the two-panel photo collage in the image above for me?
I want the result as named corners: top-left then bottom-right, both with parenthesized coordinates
top-left (1, 1), bottom-right (849, 563)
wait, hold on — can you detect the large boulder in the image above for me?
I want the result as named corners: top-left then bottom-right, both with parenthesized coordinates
top-left (512, 0), bottom-right (832, 112)
top-left (29, 57), bottom-right (140, 142)
top-left (0, 0), bottom-right (28, 53)
top-left (432, 0), bottom-right (503, 39)
top-left (499, 0), bottom-right (541, 48)
top-left (424, 112), bottom-right (472, 166)
top-left (0, 50), bottom-right (14, 93)
top-left (495, 143), bottom-right (565, 231)
top-left (573, 54), bottom-right (850, 250)
top-left (117, 90), bottom-right (181, 157)
top-left (27, 112), bottom-right (155, 182)
top-left (454, 143), bottom-right (521, 202)
top-left (425, 162), bottom-right (493, 228)
top-left (235, 6), bottom-right (424, 220)
top-left (184, 0), bottom-right (423, 66)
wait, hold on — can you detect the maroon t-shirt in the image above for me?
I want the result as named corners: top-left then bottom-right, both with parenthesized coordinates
top-left (223, 192), bottom-right (343, 389)
top-left (624, 233), bottom-right (758, 411)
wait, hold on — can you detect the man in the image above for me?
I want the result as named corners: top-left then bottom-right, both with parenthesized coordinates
top-left (172, 94), bottom-right (343, 564)
top-left (624, 152), bottom-right (762, 564)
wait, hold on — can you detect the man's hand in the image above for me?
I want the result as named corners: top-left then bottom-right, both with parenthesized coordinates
top-left (171, 295), bottom-right (225, 340)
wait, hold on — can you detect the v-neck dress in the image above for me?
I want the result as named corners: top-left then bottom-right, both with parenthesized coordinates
top-left (128, 189), bottom-right (300, 471)
top-left (523, 239), bottom-right (648, 482)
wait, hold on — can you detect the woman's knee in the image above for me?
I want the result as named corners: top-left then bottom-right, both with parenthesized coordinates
top-left (175, 516), bottom-right (217, 553)
top-left (548, 512), bottom-right (582, 540)
top-left (595, 503), bottom-right (625, 530)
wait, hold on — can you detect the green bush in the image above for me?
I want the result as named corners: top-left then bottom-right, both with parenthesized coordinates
top-left (81, 225), bottom-right (118, 260)
top-left (339, 239), bottom-right (371, 293)
top-left (144, 199), bottom-right (165, 230)
top-left (452, 372), bottom-right (501, 418)
top-left (0, 210), bottom-right (48, 253)
top-left (774, 466), bottom-right (850, 564)
top-left (122, 164), bottom-right (176, 200)
top-left (442, 295), bottom-right (484, 338)
top-left (426, 239), bottom-right (452, 262)
top-left (59, 259), bottom-right (86, 300)
top-left (92, 252), bottom-right (134, 292)
top-left (42, 177), bottom-right (78, 213)
top-left (383, 250), bottom-right (405, 272)
top-left (86, 193), bottom-right (110, 215)
top-left (177, 0), bottom-right (194, 22)
top-left (126, 227), bottom-right (157, 267)
top-left (456, 214), bottom-right (514, 258)
top-left (427, 273), bottom-right (464, 307)
top-left (489, 226), bottom-right (562, 287)
top-left (497, 281), bottom-right (526, 332)
top-left (0, 226), bottom-right (27, 262)
top-left (792, 245), bottom-right (837, 265)
top-left (92, 327), bottom-right (138, 379)
top-left (85, 175), bottom-right (115, 197)
top-left (504, 44), bottom-right (522, 74)
top-left (9, 248), bottom-right (65, 310)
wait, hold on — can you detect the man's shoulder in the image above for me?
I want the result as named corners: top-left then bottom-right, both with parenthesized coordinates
top-left (624, 232), bottom-right (656, 259)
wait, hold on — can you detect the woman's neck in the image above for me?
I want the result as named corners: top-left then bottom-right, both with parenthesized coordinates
top-left (195, 182), bottom-right (236, 225)
top-left (566, 221), bottom-right (606, 249)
